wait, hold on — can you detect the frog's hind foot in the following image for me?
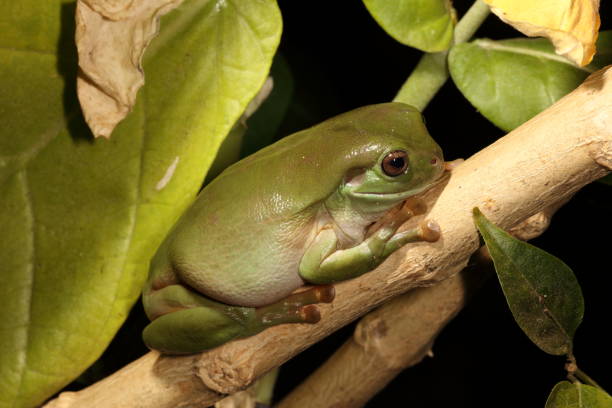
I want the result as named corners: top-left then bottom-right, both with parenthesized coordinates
top-left (287, 284), bottom-right (335, 305)
top-left (256, 285), bottom-right (335, 327)
top-left (142, 284), bottom-right (335, 354)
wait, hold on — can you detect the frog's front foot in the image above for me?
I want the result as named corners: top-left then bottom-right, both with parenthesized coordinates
top-left (256, 285), bottom-right (335, 327)
top-left (380, 219), bottom-right (441, 258)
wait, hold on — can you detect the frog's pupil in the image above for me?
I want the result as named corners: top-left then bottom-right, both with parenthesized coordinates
top-left (390, 157), bottom-right (404, 168)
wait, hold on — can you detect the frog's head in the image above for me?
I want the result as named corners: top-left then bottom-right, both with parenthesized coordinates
top-left (332, 103), bottom-right (445, 214)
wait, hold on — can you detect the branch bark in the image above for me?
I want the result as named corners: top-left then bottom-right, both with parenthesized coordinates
top-left (44, 66), bottom-right (612, 408)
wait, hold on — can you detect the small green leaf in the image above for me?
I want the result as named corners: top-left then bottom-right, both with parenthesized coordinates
top-left (591, 31), bottom-right (612, 69)
top-left (546, 381), bottom-right (612, 408)
top-left (449, 31), bottom-right (612, 132)
top-left (472, 208), bottom-right (584, 355)
top-left (597, 174), bottom-right (612, 186)
top-left (363, 0), bottom-right (455, 52)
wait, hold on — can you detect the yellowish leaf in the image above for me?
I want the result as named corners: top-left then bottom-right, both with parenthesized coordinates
top-left (75, 0), bottom-right (183, 138)
top-left (482, 0), bottom-right (600, 66)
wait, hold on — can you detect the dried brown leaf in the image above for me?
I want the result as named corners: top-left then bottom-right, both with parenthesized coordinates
top-left (75, 0), bottom-right (183, 138)
top-left (483, 0), bottom-right (601, 66)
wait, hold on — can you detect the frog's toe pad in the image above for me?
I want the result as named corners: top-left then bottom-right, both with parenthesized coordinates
top-left (402, 198), bottom-right (427, 216)
top-left (299, 305), bottom-right (321, 323)
top-left (444, 158), bottom-right (464, 171)
top-left (420, 220), bottom-right (441, 242)
top-left (315, 285), bottom-right (335, 303)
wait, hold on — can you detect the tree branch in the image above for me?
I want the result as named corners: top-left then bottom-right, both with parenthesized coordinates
top-left (276, 200), bottom-right (568, 408)
top-left (44, 66), bottom-right (612, 408)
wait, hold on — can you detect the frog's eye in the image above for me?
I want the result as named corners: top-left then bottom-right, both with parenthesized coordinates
top-left (382, 150), bottom-right (409, 177)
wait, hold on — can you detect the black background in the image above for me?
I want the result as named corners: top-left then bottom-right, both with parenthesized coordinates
top-left (78, 2), bottom-right (612, 407)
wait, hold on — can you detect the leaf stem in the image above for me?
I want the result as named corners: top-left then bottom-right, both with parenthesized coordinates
top-left (575, 367), bottom-right (604, 390)
top-left (393, 0), bottom-right (490, 110)
top-left (566, 354), bottom-right (604, 390)
top-left (253, 367), bottom-right (279, 405)
top-left (454, 0), bottom-right (492, 44)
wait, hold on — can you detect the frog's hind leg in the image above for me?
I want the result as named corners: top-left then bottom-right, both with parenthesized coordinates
top-left (142, 284), bottom-right (249, 353)
top-left (142, 284), bottom-right (334, 354)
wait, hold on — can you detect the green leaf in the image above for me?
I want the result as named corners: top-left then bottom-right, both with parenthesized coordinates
top-left (363, 0), bottom-right (455, 52)
top-left (0, 0), bottom-right (281, 407)
top-left (472, 208), bottom-right (584, 355)
top-left (449, 31), bottom-right (612, 132)
top-left (591, 31), bottom-right (612, 69)
top-left (546, 382), bottom-right (612, 408)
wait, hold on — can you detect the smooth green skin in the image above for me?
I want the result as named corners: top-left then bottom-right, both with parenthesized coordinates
top-left (142, 103), bottom-right (445, 353)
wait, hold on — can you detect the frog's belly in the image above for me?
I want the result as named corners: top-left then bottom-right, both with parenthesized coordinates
top-left (174, 224), bottom-right (313, 308)
top-left (192, 250), bottom-right (305, 307)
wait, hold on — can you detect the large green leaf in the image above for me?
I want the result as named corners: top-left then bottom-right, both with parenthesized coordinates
top-left (449, 32), bottom-right (612, 132)
top-left (473, 208), bottom-right (584, 356)
top-left (546, 382), bottom-right (612, 408)
top-left (0, 1), bottom-right (281, 406)
top-left (363, 0), bottom-right (455, 52)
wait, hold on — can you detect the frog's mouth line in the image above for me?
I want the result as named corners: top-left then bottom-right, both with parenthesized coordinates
top-left (350, 190), bottom-right (417, 201)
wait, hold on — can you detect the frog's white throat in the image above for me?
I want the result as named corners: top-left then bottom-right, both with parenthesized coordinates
top-left (321, 189), bottom-right (404, 248)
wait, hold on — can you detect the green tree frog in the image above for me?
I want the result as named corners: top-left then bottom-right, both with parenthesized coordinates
top-left (142, 103), bottom-right (445, 354)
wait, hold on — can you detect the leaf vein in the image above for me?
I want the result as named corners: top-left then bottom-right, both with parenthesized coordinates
top-left (13, 170), bottom-right (35, 404)
top-left (475, 39), bottom-right (595, 73)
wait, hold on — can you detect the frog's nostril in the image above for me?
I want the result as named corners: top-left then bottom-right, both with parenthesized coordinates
top-left (430, 157), bottom-right (439, 165)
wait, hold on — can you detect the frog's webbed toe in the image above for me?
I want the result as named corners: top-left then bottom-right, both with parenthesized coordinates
top-left (419, 219), bottom-right (441, 242)
top-left (402, 197), bottom-right (428, 217)
top-left (298, 304), bottom-right (321, 323)
top-left (255, 285), bottom-right (335, 327)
